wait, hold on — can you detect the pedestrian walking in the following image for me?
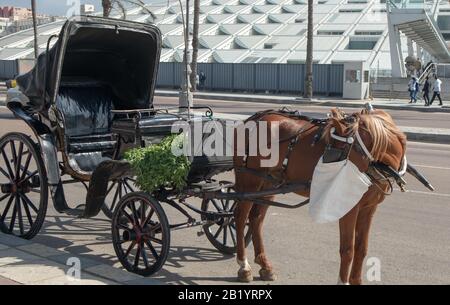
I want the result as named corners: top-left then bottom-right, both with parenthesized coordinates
top-left (422, 76), bottom-right (430, 106)
top-left (430, 75), bottom-right (443, 106)
top-left (408, 76), bottom-right (419, 103)
top-left (199, 71), bottom-right (206, 89)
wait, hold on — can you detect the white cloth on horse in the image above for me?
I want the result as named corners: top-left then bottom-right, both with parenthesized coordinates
top-left (309, 157), bottom-right (372, 223)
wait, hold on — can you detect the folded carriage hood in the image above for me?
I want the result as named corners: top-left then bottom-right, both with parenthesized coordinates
top-left (16, 16), bottom-right (162, 113)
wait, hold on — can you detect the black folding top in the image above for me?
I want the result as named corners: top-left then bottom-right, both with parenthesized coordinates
top-left (16, 16), bottom-right (162, 114)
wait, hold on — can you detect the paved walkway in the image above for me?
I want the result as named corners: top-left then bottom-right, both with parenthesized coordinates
top-left (0, 233), bottom-right (162, 285)
top-left (156, 89), bottom-right (450, 113)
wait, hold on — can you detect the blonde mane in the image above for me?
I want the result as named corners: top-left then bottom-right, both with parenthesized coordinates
top-left (324, 109), bottom-right (407, 162)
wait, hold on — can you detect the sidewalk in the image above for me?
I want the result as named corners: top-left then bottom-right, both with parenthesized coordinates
top-left (156, 89), bottom-right (450, 113)
top-left (0, 233), bottom-right (162, 285)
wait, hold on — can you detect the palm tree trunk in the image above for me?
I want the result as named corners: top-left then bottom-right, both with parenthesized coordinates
top-left (304, 0), bottom-right (313, 98)
top-left (102, 0), bottom-right (112, 17)
top-left (31, 0), bottom-right (39, 59)
top-left (190, 0), bottom-right (200, 92)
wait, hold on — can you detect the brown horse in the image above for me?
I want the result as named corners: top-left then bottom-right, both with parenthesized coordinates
top-left (233, 107), bottom-right (407, 284)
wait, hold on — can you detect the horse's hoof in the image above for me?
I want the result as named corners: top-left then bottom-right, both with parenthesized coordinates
top-left (237, 268), bottom-right (253, 283)
top-left (259, 268), bottom-right (277, 281)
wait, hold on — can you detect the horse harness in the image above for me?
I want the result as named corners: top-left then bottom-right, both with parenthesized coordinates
top-left (236, 108), bottom-right (407, 195)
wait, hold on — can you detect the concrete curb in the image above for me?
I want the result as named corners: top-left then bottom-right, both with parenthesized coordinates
top-left (208, 112), bottom-right (450, 145)
top-left (156, 90), bottom-right (450, 113)
top-left (0, 233), bottom-right (163, 285)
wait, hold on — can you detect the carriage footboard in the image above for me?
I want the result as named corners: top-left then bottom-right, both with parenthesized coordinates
top-left (83, 160), bottom-right (133, 218)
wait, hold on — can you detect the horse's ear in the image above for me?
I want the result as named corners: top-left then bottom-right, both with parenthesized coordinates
top-left (331, 118), bottom-right (347, 135)
top-left (330, 108), bottom-right (344, 119)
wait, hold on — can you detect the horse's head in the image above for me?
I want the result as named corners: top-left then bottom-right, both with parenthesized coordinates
top-left (323, 108), bottom-right (407, 191)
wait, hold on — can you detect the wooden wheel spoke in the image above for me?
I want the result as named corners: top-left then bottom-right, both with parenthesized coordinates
top-left (148, 236), bottom-right (163, 244)
top-left (20, 195), bottom-right (34, 227)
top-left (9, 141), bottom-right (17, 174)
top-left (117, 223), bottom-right (129, 230)
top-left (19, 193), bottom-right (39, 213)
top-left (213, 224), bottom-right (223, 239)
top-left (149, 222), bottom-right (161, 234)
top-left (229, 225), bottom-right (236, 246)
top-left (1, 149), bottom-right (14, 181)
top-left (16, 195), bottom-right (24, 235)
top-left (143, 208), bottom-right (154, 227)
top-left (130, 201), bottom-right (140, 227)
top-left (123, 180), bottom-right (135, 192)
top-left (8, 201), bottom-right (17, 233)
top-left (0, 167), bottom-right (10, 180)
top-left (140, 241), bottom-right (149, 268)
top-left (19, 170), bottom-right (38, 184)
top-left (140, 201), bottom-right (146, 225)
top-left (133, 243), bottom-right (141, 269)
top-left (0, 195), bottom-right (14, 222)
top-left (120, 210), bottom-right (135, 226)
top-left (211, 199), bottom-right (222, 212)
top-left (29, 188), bottom-right (41, 194)
top-left (110, 185), bottom-right (121, 211)
top-left (0, 193), bottom-right (9, 202)
top-left (106, 181), bottom-right (117, 196)
top-left (223, 223), bottom-right (228, 245)
top-left (144, 240), bottom-right (159, 260)
top-left (15, 142), bottom-right (24, 179)
top-left (18, 153), bottom-right (32, 182)
top-left (124, 240), bottom-right (136, 257)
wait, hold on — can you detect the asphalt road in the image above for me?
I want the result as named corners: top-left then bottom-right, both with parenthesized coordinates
top-left (154, 96), bottom-right (450, 129)
top-left (0, 104), bottom-right (449, 284)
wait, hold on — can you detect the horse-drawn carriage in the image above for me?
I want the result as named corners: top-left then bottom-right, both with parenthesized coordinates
top-left (1, 17), bottom-right (435, 280)
top-left (1, 16), bottom-right (255, 276)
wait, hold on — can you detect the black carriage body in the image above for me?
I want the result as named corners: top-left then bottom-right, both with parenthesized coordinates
top-left (111, 113), bottom-right (234, 183)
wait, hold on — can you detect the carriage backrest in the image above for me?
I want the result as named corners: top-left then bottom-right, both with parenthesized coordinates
top-left (56, 83), bottom-right (115, 137)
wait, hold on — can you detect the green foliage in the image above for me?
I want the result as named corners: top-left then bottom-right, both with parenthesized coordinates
top-left (124, 134), bottom-right (190, 193)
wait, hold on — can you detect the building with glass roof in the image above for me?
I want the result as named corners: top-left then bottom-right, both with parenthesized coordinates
top-left (1, 0), bottom-right (450, 75)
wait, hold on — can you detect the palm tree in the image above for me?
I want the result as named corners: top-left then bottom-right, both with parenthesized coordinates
top-left (190, 0), bottom-right (200, 92)
top-left (102, 0), bottom-right (156, 20)
top-left (304, 0), bottom-right (313, 98)
top-left (31, 0), bottom-right (39, 59)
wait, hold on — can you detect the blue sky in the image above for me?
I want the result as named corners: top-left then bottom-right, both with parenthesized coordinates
top-left (0, 0), bottom-right (157, 16)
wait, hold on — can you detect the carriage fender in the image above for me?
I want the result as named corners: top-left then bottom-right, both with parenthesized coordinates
top-left (39, 133), bottom-right (61, 185)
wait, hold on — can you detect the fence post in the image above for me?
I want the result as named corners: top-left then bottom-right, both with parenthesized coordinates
top-left (232, 63), bottom-right (234, 92)
top-left (253, 63), bottom-right (256, 93)
top-left (327, 65), bottom-right (331, 96)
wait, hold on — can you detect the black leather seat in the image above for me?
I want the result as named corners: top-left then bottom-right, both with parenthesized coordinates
top-left (56, 84), bottom-right (117, 172)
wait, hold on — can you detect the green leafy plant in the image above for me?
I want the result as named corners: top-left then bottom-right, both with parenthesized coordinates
top-left (124, 134), bottom-right (191, 193)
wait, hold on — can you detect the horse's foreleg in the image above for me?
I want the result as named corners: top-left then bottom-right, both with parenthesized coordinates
top-left (234, 200), bottom-right (253, 282)
top-left (338, 205), bottom-right (359, 284)
top-left (349, 205), bottom-right (378, 285)
top-left (249, 201), bottom-right (276, 281)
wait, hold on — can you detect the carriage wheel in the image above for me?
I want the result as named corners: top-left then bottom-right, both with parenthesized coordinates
top-left (102, 177), bottom-right (136, 219)
top-left (112, 192), bottom-right (170, 276)
top-left (201, 187), bottom-right (252, 255)
top-left (0, 133), bottom-right (48, 239)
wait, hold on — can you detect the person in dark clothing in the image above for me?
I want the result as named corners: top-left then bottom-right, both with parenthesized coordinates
top-left (199, 71), bottom-right (206, 89)
top-left (422, 76), bottom-right (430, 106)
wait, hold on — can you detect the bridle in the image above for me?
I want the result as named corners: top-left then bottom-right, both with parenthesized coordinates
top-left (327, 114), bottom-right (408, 195)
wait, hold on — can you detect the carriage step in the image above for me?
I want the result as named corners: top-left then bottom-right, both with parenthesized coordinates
top-left (62, 208), bottom-right (85, 217)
